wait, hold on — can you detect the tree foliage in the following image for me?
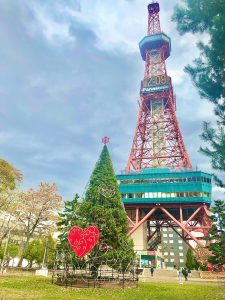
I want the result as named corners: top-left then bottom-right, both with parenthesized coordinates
top-left (17, 183), bottom-right (63, 266)
top-left (0, 159), bottom-right (22, 195)
top-left (58, 145), bottom-right (135, 272)
top-left (185, 248), bottom-right (201, 270)
top-left (172, 0), bottom-right (225, 113)
top-left (172, 0), bottom-right (225, 185)
top-left (207, 200), bottom-right (225, 266)
top-left (0, 159), bottom-right (22, 211)
top-left (23, 236), bottom-right (56, 268)
top-left (0, 159), bottom-right (22, 245)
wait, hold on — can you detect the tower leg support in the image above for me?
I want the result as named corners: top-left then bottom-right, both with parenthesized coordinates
top-left (126, 203), bottom-right (212, 251)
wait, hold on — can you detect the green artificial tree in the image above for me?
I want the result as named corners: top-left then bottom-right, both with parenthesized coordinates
top-left (57, 145), bottom-right (135, 274)
top-left (79, 145), bottom-right (135, 273)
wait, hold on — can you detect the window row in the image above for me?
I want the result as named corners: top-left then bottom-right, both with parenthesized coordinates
top-left (118, 176), bottom-right (211, 185)
top-left (162, 227), bottom-right (182, 232)
top-left (122, 191), bottom-right (211, 199)
top-left (165, 258), bottom-right (184, 263)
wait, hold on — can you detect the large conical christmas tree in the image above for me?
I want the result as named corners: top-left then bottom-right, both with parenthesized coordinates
top-left (79, 144), bottom-right (135, 271)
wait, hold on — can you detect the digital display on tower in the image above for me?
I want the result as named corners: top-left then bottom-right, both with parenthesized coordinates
top-left (141, 75), bottom-right (169, 94)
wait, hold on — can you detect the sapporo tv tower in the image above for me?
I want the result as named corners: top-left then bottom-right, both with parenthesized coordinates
top-left (117, 2), bottom-right (212, 265)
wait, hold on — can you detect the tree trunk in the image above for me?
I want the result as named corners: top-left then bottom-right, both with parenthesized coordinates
top-left (17, 237), bottom-right (30, 267)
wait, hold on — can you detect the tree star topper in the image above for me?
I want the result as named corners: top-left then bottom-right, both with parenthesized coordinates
top-left (102, 136), bottom-right (110, 145)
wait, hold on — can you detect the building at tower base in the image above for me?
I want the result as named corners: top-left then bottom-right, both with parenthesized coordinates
top-left (116, 168), bottom-right (212, 268)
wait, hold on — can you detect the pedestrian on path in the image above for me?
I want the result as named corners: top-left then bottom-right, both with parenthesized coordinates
top-left (182, 268), bottom-right (188, 281)
top-left (177, 268), bottom-right (183, 283)
top-left (150, 266), bottom-right (154, 277)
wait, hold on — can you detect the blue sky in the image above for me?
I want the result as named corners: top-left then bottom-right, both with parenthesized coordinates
top-left (0, 0), bottom-right (223, 200)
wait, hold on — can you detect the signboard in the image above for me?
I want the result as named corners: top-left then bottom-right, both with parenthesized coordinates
top-left (35, 268), bottom-right (48, 277)
top-left (141, 75), bottom-right (169, 94)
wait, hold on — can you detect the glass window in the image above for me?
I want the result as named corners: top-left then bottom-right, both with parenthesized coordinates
top-left (177, 228), bottom-right (182, 232)
top-left (153, 192), bottom-right (157, 198)
top-left (180, 259), bottom-right (184, 263)
top-left (163, 234), bottom-right (168, 237)
top-left (164, 259), bottom-right (168, 262)
top-left (179, 253), bottom-right (183, 256)
top-left (163, 228), bottom-right (167, 232)
top-left (162, 192), bottom-right (166, 197)
top-left (171, 193), bottom-right (175, 197)
top-left (170, 252), bottom-right (174, 256)
top-left (169, 234), bottom-right (173, 238)
top-left (179, 246), bottom-right (183, 250)
top-left (145, 192), bottom-right (149, 198)
top-left (164, 252), bottom-right (168, 255)
top-left (164, 240), bottom-right (168, 244)
top-left (158, 192), bottom-right (162, 198)
top-left (169, 240), bottom-right (173, 244)
top-left (178, 240), bottom-right (182, 244)
top-left (149, 192), bottom-right (153, 198)
top-left (170, 258), bottom-right (174, 262)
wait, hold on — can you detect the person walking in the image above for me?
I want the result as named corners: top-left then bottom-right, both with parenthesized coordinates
top-left (150, 266), bottom-right (154, 277)
top-left (177, 268), bottom-right (182, 283)
top-left (182, 268), bottom-right (188, 281)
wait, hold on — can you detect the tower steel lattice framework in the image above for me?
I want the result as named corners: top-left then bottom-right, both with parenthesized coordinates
top-left (126, 2), bottom-right (192, 172)
top-left (123, 2), bottom-right (212, 254)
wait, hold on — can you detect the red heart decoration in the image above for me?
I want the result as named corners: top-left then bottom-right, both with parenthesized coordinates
top-left (68, 226), bottom-right (99, 258)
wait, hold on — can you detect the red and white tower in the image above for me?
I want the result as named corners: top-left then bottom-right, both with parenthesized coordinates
top-left (118, 2), bottom-right (212, 261)
top-left (126, 2), bottom-right (192, 172)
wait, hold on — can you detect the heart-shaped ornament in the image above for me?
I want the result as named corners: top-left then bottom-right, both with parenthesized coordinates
top-left (68, 226), bottom-right (99, 258)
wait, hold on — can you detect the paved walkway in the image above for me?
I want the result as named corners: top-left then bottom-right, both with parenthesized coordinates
top-left (139, 276), bottom-right (220, 285)
top-left (138, 269), bottom-right (222, 286)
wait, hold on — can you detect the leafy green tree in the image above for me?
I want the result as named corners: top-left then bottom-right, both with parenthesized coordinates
top-left (23, 240), bottom-right (44, 268)
top-left (186, 248), bottom-right (200, 270)
top-left (0, 159), bottom-right (22, 197)
top-left (200, 123), bottom-right (225, 187)
top-left (0, 243), bottom-right (20, 267)
top-left (57, 194), bottom-right (82, 244)
top-left (207, 200), bottom-right (225, 266)
top-left (172, 0), bottom-right (225, 112)
top-left (57, 194), bottom-right (84, 269)
top-left (172, 0), bottom-right (225, 186)
top-left (45, 235), bottom-right (57, 269)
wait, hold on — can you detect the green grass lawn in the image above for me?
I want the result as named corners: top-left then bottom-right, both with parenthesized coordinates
top-left (0, 276), bottom-right (224, 300)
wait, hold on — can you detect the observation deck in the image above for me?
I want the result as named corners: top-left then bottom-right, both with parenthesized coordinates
top-left (117, 168), bottom-right (212, 205)
top-left (139, 33), bottom-right (171, 61)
